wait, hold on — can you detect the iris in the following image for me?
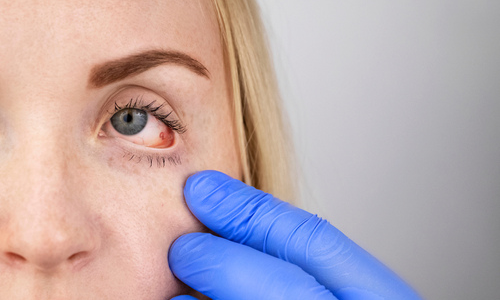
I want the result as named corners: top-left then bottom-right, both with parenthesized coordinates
top-left (110, 108), bottom-right (148, 135)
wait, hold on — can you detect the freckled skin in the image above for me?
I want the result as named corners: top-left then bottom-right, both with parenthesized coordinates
top-left (0, 0), bottom-right (241, 299)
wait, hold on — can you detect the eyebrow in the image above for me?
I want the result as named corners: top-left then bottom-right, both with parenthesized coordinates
top-left (88, 49), bottom-right (210, 88)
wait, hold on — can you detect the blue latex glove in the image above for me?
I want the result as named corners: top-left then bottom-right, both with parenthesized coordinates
top-left (169, 170), bottom-right (421, 300)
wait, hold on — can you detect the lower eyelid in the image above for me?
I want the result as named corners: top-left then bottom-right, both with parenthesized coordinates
top-left (97, 131), bottom-right (184, 168)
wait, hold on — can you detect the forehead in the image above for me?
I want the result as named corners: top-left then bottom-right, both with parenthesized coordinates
top-left (0, 0), bottom-right (220, 81)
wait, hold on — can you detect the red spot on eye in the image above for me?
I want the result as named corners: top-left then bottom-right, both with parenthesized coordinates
top-left (148, 128), bottom-right (174, 148)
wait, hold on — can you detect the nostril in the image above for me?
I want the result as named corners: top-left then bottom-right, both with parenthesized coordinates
top-left (67, 251), bottom-right (95, 271)
top-left (68, 251), bottom-right (85, 261)
top-left (68, 251), bottom-right (93, 270)
top-left (5, 252), bottom-right (26, 263)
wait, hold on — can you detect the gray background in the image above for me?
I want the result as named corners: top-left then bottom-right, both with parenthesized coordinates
top-left (256, 1), bottom-right (500, 299)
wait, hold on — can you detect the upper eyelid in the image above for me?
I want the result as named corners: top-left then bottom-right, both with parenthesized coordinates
top-left (112, 96), bottom-right (156, 112)
top-left (104, 87), bottom-right (169, 117)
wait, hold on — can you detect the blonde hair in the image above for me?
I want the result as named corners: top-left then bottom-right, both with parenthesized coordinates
top-left (212, 0), bottom-right (296, 203)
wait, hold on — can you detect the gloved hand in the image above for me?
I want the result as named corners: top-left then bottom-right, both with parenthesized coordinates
top-left (168, 170), bottom-right (421, 300)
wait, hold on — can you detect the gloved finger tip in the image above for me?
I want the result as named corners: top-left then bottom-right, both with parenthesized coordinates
top-left (184, 170), bottom-right (233, 202)
top-left (170, 295), bottom-right (199, 300)
top-left (168, 232), bottom-right (210, 261)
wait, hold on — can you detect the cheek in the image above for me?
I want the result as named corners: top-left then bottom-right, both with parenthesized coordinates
top-left (81, 160), bottom-right (205, 298)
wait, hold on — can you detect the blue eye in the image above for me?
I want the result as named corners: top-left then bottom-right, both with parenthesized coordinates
top-left (110, 108), bottom-right (148, 135)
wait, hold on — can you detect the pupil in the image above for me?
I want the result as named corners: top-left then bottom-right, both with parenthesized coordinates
top-left (123, 113), bottom-right (133, 123)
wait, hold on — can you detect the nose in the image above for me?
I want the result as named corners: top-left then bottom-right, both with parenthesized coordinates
top-left (0, 136), bottom-right (100, 272)
top-left (1, 209), bottom-right (98, 271)
top-left (1, 197), bottom-right (99, 271)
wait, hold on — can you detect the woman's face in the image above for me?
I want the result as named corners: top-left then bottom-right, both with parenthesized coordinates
top-left (0, 0), bottom-right (240, 298)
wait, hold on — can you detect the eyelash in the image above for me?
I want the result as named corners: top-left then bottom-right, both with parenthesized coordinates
top-left (112, 96), bottom-right (187, 134)
top-left (123, 151), bottom-right (182, 168)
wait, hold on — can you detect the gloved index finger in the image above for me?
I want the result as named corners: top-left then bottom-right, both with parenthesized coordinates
top-left (184, 170), bottom-right (421, 299)
top-left (184, 170), bottom-right (338, 272)
top-left (185, 170), bottom-right (315, 255)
